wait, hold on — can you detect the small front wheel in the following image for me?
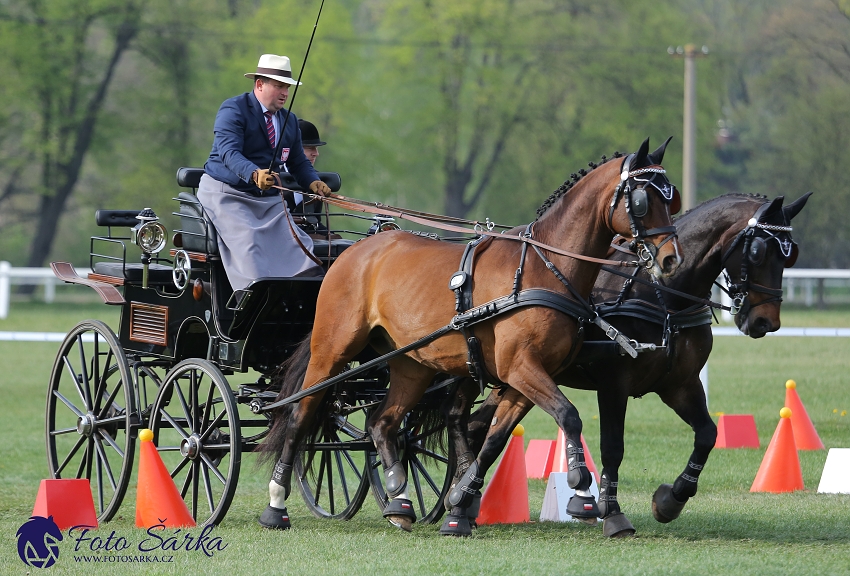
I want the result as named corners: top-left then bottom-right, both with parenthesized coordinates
top-left (149, 359), bottom-right (241, 526)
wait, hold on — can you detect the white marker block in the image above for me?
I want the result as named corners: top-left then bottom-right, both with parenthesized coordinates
top-left (539, 472), bottom-right (600, 523)
top-left (817, 448), bottom-right (850, 494)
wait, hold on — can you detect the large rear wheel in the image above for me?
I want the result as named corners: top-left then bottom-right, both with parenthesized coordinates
top-left (46, 320), bottom-right (136, 523)
top-left (148, 359), bottom-right (241, 526)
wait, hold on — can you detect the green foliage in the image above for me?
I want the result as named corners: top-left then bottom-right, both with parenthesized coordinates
top-left (0, 0), bottom-right (848, 267)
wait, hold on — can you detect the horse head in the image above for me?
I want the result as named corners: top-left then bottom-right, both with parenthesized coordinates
top-left (606, 137), bottom-right (683, 278)
top-left (723, 192), bottom-right (812, 338)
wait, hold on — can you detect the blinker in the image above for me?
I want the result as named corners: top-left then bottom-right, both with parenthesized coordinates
top-left (631, 188), bottom-right (649, 218)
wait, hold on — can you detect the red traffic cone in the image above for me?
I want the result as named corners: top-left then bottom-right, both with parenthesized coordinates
top-left (784, 379), bottom-right (825, 450)
top-left (525, 439), bottom-right (556, 479)
top-left (715, 414), bottom-right (760, 448)
top-left (552, 429), bottom-right (599, 483)
top-left (135, 429), bottom-right (196, 528)
top-left (476, 425), bottom-right (530, 525)
top-left (32, 479), bottom-right (98, 530)
top-left (750, 408), bottom-right (804, 493)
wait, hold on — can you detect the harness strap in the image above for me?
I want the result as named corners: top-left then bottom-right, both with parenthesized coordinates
top-left (259, 287), bottom-right (609, 412)
top-left (294, 190), bottom-right (641, 267)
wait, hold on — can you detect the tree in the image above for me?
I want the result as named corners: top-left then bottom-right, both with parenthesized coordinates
top-left (0, 0), bottom-right (143, 269)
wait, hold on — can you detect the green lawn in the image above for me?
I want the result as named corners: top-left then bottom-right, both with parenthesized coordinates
top-left (1, 302), bottom-right (849, 575)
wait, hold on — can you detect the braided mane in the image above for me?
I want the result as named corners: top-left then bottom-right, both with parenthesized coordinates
top-left (536, 152), bottom-right (625, 218)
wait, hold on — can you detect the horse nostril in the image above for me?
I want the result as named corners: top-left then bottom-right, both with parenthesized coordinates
top-left (662, 254), bottom-right (681, 274)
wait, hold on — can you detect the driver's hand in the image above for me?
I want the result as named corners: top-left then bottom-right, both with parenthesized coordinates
top-left (252, 169), bottom-right (277, 191)
top-left (309, 180), bottom-right (331, 196)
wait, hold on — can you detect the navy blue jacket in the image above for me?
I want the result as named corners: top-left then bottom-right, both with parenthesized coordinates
top-left (204, 91), bottom-right (318, 195)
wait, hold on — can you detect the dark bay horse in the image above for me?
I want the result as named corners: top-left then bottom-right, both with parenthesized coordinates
top-left (259, 138), bottom-right (683, 531)
top-left (456, 192), bottom-right (811, 537)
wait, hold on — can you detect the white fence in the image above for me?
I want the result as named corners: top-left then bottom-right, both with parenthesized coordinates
top-left (2, 262), bottom-right (850, 320)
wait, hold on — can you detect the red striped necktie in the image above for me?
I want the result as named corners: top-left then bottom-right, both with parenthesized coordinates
top-left (264, 111), bottom-right (276, 147)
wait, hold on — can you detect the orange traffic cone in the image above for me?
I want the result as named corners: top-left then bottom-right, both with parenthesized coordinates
top-left (784, 379), bottom-right (825, 450)
top-left (750, 408), bottom-right (804, 493)
top-left (476, 425), bottom-right (530, 525)
top-left (715, 414), bottom-right (760, 448)
top-left (135, 429), bottom-right (196, 528)
top-left (552, 429), bottom-right (599, 483)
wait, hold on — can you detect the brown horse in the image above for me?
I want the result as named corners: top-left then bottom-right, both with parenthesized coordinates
top-left (259, 138), bottom-right (683, 531)
top-left (453, 192), bottom-right (810, 537)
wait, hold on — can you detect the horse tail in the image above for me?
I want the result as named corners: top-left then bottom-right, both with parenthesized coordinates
top-left (256, 331), bottom-right (315, 468)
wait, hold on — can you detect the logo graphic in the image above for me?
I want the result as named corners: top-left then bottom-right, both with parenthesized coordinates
top-left (280, 148), bottom-right (290, 162)
top-left (16, 515), bottom-right (63, 568)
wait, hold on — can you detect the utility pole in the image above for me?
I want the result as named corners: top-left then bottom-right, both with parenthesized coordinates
top-left (668, 44), bottom-right (708, 212)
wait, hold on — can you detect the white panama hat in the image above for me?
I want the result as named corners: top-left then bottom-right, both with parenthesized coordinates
top-left (245, 54), bottom-right (302, 86)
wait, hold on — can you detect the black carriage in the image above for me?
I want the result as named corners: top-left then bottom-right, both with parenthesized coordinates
top-left (47, 169), bottom-right (454, 526)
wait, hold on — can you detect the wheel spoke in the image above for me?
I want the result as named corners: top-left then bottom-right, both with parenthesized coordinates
top-left (333, 450), bottom-right (350, 504)
top-left (97, 428), bottom-right (125, 459)
top-left (53, 389), bottom-right (86, 419)
top-left (200, 460), bottom-right (216, 513)
top-left (55, 435), bottom-right (87, 476)
top-left (200, 382), bottom-right (215, 434)
top-left (409, 461), bottom-right (427, 517)
top-left (96, 377), bottom-right (123, 420)
top-left (92, 435), bottom-right (118, 491)
top-left (410, 454), bottom-right (441, 496)
top-left (174, 381), bottom-right (193, 434)
top-left (76, 334), bottom-right (92, 408)
top-left (199, 410), bottom-right (227, 443)
top-left (200, 453), bottom-right (227, 485)
top-left (63, 356), bottom-right (88, 408)
top-left (158, 408), bottom-right (191, 441)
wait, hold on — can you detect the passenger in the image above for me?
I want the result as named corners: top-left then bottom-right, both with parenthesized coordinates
top-left (288, 119), bottom-right (328, 216)
top-left (199, 54), bottom-right (331, 291)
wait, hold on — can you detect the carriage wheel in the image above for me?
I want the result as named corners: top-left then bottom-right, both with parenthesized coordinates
top-left (148, 359), bottom-right (241, 526)
top-left (46, 320), bottom-right (136, 523)
top-left (367, 416), bottom-right (455, 524)
top-left (295, 387), bottom-right (373, 520)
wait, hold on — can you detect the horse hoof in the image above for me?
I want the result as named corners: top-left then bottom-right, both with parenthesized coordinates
top-left (386, 514), bottom-right (414, 532)
top-left (383, 498), bottom-right (416, 532)
top-left (439, 512), bottom-right (472, 537)
top-left (258, 505), bottom-right (291, 530)
top-left (602, 513), bottom-right (636, 538)
top-left (651, 483), bottom-right (687, 524)
top-left (567, 494), bottom-right (600, 519)
top-left (577, 516), bottom-right (599, 526)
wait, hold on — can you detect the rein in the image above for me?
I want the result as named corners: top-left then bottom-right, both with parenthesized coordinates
top-left (273, 186), bottom-right (644, 268)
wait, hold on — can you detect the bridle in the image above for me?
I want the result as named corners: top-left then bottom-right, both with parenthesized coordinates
top-left (608, 154), bottom-right (680, 271)
top-left (719, 203), bottom-right (798, 316)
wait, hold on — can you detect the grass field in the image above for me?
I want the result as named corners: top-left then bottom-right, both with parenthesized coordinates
top-left (1, 301), bottom-right (849, 575)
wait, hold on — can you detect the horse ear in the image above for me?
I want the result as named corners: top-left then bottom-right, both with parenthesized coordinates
top-left (783, 191), bottom-right (812, 222)
top-left (648, 136), bottom-right (673, 165)
top-left (763, 195), bottom-right (784, 218)
top-left (633, 137), bottom-right (651, 167)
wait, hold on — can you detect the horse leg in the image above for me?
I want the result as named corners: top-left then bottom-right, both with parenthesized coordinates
top-left (596, 388), bottom-right (636, 537)
top-left (262, 332), bottom-right (365, 529)
top-left (506, 368), bottom-right (599, 521)
top-left (368, 356), bottom-right (435, 532)
top-left (441, 386), bottom-right (534, 536)
top-left (651, 374), bottom-right (717, 523)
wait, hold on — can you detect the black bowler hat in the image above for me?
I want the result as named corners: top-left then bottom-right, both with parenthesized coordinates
top-left (298, 119), bottom-right (327, 147)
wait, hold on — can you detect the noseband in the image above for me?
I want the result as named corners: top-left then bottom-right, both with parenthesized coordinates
top-left (608, 154), bottom-right (679, 270)
top-left (720, 204), bottom-right (797, 316)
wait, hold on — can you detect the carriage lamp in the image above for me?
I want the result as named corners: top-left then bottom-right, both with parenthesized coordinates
top-left (131, 208), bottom-right (168, 289)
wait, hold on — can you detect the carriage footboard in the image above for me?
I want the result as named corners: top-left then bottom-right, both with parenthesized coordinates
top-left (50, 262), bottom-right (125, 305)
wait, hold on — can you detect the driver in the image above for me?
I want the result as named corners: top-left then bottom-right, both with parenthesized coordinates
top-left (199, 54), bottom-right (331, 291)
